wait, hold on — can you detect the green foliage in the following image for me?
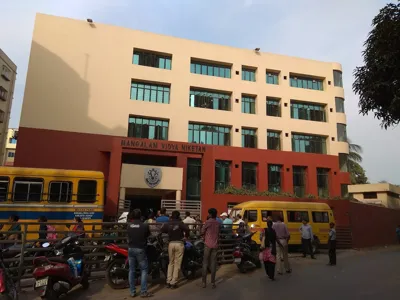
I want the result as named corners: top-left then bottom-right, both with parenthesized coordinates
top-left (353, 2), bottom-right (400, 129)
top-left (348, 160), bottom-right (369, 184)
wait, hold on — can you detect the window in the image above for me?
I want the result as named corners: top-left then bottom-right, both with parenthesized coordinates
top-left (48, 181), bottom-right (72, 202)
top-left (0, 86), bottom-right (7, 101)
top-left (132, 49), bottom-right (172, 70)
top-left (242, 68), bottom-right (256, 82)
top-left (267, 130), bottom-right (281, 150)
top-left (128, 116), bottom-right (169, 140)
top-left (190, 60), bottom-right (231, 78)
top-left (0, 110), bottom-right (4, 123)
top-left (287, 211), bottom-right (309, 222)
top-left (243, 210), bottom-right (258, 222)
top-left (215, 161), bottom-right (231, 191)
top-left (242, 96), bottom-right (256, 114)
top-left (7, 152), bottom-right (15, 158)
top-left (242, 162), bottom-right (257, 190)
top-left (317, 168), bottom-right (330, 198)
top-left (291, 101), bottom-right (326, 122)
top-left (292, 133), bottom-right (327, 154)
top-left (186, 158), bottom-right (201, 200)
top-left (8, 138), bottom-right (16, 144)
top-left (242, 128), bottom-right (257, 148)
top-left (341, 184), bottom-right (349, 198)
top-left (1, 65), bottom-right (11, 81)
top-left (312, 212), bottom-right (329, 223)
top-left (77, 180), bottom-right (97, 203)
top-left (188, 123), bottom-right (230, 146)
top-left (268, 165), bottom-right (282, 193)
top-left (363, 192), bottom-right (377, 199)
top-left (12, 178), bottom-right (43, 202)
top-left (0, 177), bottom-right (9, 202)
top-left (337, 124), bottom-right (347, 142)
top-left (189, 89), bottom-right (230, 111)
top-left (261, 210), bottom-right (283, 222)
top-left (266, 97), bottom-right (281, 117)
top-left (335, 97), bottom-right (345, 113)
top-left (339, 153), bottom-right (348, 172)
top-left (293, 166), bottom-right (307, 197)
top-left (333, 70), bottom-right (343, 87)
top-left (130, 81), bottom-right (170, 104)
top-left (290, 75), bottom-right (323, 91)
top-left (266, 71), bottom-right (279, 85)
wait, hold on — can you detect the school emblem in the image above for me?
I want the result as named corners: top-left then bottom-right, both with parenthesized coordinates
top-left (144, 167), bottom-right (162, 188)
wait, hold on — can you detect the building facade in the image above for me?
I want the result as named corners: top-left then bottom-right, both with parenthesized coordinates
top-left (16, 14), bottom-right (350, 218)
top-left (3, 128), bottom-right (17, 166)
top-left (349, 183), bottom-right (400, 209)
top-left (0, 49), bottom-right (17, 166)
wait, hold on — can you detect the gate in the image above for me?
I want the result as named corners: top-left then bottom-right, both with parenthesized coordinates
top-left (161, 199), bottom-right (202, 218)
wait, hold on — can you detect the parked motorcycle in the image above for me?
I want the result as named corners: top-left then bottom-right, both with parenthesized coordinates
top-left (181, 237), bottom-right (205, 279)
top-left (0, 249), bottom-right (18, 300)
top-left (233, 232), bottom-right (261, 273)
top-left (104, 233), bottom-right (167, 289)
top-left (32, 235), bottom-right (90, 299)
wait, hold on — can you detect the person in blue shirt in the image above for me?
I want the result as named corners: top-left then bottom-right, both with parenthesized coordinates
top-left (216, 217), bottom-right (223, 224)
top-left (156, 208), bottom-right (169, 223)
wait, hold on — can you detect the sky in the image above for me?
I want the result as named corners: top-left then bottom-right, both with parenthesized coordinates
top-left (0, 0), bottom-right (398, 183)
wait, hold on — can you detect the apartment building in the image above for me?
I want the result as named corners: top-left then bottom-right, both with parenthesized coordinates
top-left (3, 128), bottom-right (17, 166)
top-left (16, 14), bottom-right (350, 218)
top-left (0, 49), bottom-right (17, 166)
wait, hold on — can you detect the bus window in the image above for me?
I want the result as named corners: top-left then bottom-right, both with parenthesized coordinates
top-left (0, 177), bottom-right (9, 202)
top-left (13, 177), bottom-right (43, 202)
top-left (243, 210), bottom-right (257, 222)
top-left (312, 211), bottom-right (329, 223)
top-left (49, 181), bottom-right (72, 202)
top-left (261, 210), bottom-right (283, 222)
top-left (287, 211), bottom-right (309, 222)
top-left (77, 180), bottom-right (97, 203)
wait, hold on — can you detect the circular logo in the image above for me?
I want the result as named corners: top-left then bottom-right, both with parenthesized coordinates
top-left (144, 167), bottom-right (162, 188)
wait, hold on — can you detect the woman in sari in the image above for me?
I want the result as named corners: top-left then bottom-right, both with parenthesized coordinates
top-left (261, 220), bottom-right (277, 281)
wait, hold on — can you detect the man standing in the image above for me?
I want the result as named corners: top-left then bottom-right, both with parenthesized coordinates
top-left (272, 216), bottom-right (291, 274)
top-left (162, 211), bottom-right (189, 289)
top-left (300, 219), bottom-right (315, 259)
top-left (328, 222), bottom-right (337, 266)
top-left (201, 208), bottom-right (220, 289)
top-left (127, 209), bottom-right (153, 298)
top-left (156, 208), bottom-right (169, 223)
top-left (220, 212), bottom-right (233, 236)
top-left (183, 211), bottom-right (196, 231)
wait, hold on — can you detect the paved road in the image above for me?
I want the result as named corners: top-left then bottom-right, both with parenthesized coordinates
top-left (22, 246), bottom-right (400, 300)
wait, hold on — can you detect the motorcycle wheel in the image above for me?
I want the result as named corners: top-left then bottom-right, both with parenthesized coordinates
top-left (81, 275), bottom-right (90, 290)
top-left (105, 259), bottom-right (129, 289)
top-left (237, 263), bottom-right (247, 274)
top-left (41, 289), bottom-right (58, 300)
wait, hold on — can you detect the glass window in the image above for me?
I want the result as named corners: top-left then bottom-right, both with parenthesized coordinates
top-left (241, 96), bottom-right (256, 114)
top-left (261, 210), bottom-right (283, 222)
top-left (242, 68), bottom-right (256, 82)
top-left (266, 97), bottom-right (281, 117)
top-left (291, 101), bottom-right (326, 122)
top-left (339, 153), bottom-right (348, 172)
top-left (290, 75), bottom-right (323, 91)
top-left (341, 184), bottom-right (349, 198)
top-left (186, 158), bottom-right (201, 200)
top-left (267, 131), bottom-right (281, 150)
top-left (131, 81), bottom-right (170, 104)
top-left (287, 211), bottom-right (309, 222)
top-left (293, 166), bottom-right (307, 197)
top-left (317, 168), bottom-right (329, 198)
top-left (128, 116), bottom-right (169, 140)
top-left (0, 177), bottom-right (9, 202)
top-left (242, 162), bottom-right (257, 190)
top-left (190, 60), bottom-right (231, 78)
top-left (268, 165), bottom-right (282, 193)
top-left (189, 89), bottom-right (230, 111)
top-left (77, 180), bottom-right (97, 203)
top-left (0, 87), bottom-right (8, 100)
top-left (8, 138), bottom-right (17, 144)
top-left (292, 133), bottom-right (327, 154)
top-left (364, 192), bottom-right (377, 199)
top-left (12, 178), bottom-right (43, 202)
top-left (266, 71), bottom-right (279, 85)
top-left (243, 210), bottom-right (258, 222)
top-left (312, 212), bottom-right (329, 223)
top-left (49, 181), bottom-right (72, 202)
top-left (242, 128), bottom-right (257, 148)
top-left (335, 97), bottom-right (345, 113)
top-left (215, 161), bottom-right (231, 191)
top-left (337, 124), bottom-right (347, 142)
top-left (133, 50), bottom-right (172, 70)
top-left (333, 70), bottom-right (343, 87)
top-left (7, 152), bottom-right (15, 158)
top-left (189, 123), bottom-right (230, 146)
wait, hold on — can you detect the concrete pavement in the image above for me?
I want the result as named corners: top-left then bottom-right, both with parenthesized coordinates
top-left (21, 246), bottom-right (400, 299)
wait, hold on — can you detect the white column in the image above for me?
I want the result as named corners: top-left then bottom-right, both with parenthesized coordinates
top-left (118, 187), bottom-right (126, 211)
top-left (176, 190), bottom-right (182, 200)
top-left (176, 190), bottom-right (182, 210)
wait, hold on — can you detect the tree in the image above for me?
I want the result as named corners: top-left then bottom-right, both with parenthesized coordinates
top-left (353, 2), bottom-right (400, 129)
top-left (347, 139), bottom-right (369, 184)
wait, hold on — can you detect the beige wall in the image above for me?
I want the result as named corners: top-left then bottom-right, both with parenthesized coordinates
top-left (120, 164), bottom-right (183, 191)
top-left (21, 13), bottom-right (348, 156)
top-left (0, 49), bottom-right (17, 165)
top-left (349, 184), bottom-right (400, 209)
top-left (3, 128), bottom-right (17, 165)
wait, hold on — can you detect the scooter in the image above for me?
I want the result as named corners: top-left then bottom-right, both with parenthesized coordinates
top-left (181, 237), bottom-right (205, 279)
top-left (0, 249), bottom-right (18, 300)
top-left (233, 232), bottom-right (261, 273)
top-left (32, 235), bottom-right (90, 299)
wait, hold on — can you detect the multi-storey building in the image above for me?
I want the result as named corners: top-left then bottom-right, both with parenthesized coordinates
top-left (3, 128), bottom-right (17, 166)
top-left (0, 49), bottom-right (17, 165)
top-left (16, 14), bottom-right (350, 218)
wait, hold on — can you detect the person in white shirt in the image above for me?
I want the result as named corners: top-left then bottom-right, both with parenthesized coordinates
top-left (183, 211), bottom-right (196, 231)
top-left (299, 219), bottom-right (315, 259)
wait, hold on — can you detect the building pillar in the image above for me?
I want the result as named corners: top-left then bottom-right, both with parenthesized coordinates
top-left (176, 190), bottom-right (182, 200)
top-left (106, 139), bottom-right (122, 218)
top-left (176, 155), bottom-right (187, 200)
top-left (118, 187), bottom-right (126, 212)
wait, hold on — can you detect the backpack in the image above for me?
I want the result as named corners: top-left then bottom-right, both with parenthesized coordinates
top-left (46, 225), bottom-right (57, 240)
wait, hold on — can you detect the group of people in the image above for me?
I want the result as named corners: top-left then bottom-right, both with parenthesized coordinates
top-left (126, 207), bottom-right (221, 298)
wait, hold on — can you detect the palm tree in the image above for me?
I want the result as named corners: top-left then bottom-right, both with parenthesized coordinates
top-left (347, 138), bottom-right (368, 184)
top-left (347, 138), bottom-right (363, 165)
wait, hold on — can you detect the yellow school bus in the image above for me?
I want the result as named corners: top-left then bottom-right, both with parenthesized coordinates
top-left (0, 167), bottom-right (104, 240)
top-left (230, 201), bottom-right (334, 248)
